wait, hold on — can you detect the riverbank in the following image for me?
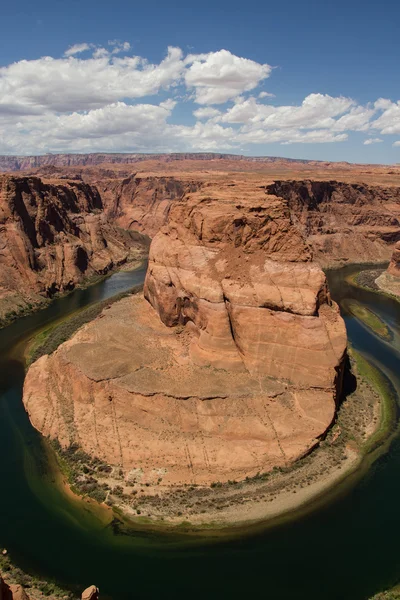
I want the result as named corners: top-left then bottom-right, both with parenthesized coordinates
top-left (346, 267), bottom-right (400, 303)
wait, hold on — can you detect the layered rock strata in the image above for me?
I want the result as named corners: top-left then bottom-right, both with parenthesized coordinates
top-left (20, 169), bottom-right (400, 267)
top-left (267, 180), bottom-right (400, 266)
top-left (0, 175), bottom-right (149, 321)
top-left (24, 179), bottom-right (347, 485)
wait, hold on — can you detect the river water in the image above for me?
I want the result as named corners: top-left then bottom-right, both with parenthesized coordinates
top-left (1, 263), bottom-right (400, 600)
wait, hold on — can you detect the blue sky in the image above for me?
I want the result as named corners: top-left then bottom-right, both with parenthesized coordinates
top-left (1, 0), bottom-right (399, 162)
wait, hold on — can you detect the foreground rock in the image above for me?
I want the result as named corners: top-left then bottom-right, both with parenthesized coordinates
top-left (0, 577), bottom-right (29, 600)
top-left (81, 586), bottom-right (99, 600)
top-left (0, 175), bottom-right (149, 323)
top-left (24, 178), bottom-right (347, 486)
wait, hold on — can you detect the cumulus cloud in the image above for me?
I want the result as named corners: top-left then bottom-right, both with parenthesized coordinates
top-left (364, 138), bottom-right (383, 145)
top-left (0, 46), bottom-right (185, 114)
top-left (222, 93), bottom-right (354, 129)
top-left (393, 141), bottom-right (400, 147)
top-left (0, 43), bottom-right (399, 155)
top-left (185, 49), bottom-right (272, 104)
top-left (193, 107), bottom-right (221, 120)
top-left (370, 100), bottom-right (400, 135)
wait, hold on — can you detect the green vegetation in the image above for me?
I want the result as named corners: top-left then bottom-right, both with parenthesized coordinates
top-left (26, 284), bottom-right (142, 365)
top-left (370, 588), bottom-right (400, 600)
top-left (0, 552), bottom-right (76, 598)
top-left (349, 347), bottom-right (396, 454)
top-left (0, 298), bottom-right (49, 330)
top-left (49, 439), bottom-right (112, 503)
top-left (346, 300), bottom-right (392, 341)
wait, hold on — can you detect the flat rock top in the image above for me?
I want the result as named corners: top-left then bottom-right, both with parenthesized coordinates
top-left (65, 296), bottom-right (286, 400)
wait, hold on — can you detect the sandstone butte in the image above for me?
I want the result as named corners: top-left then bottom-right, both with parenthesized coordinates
top-left (12, 157), bottom-right (400, 486)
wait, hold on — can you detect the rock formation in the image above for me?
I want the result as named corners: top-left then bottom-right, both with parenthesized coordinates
top-left (0, 175), bottom-right (149, 322)
top-left (23, 178), bottom-right (347, 485)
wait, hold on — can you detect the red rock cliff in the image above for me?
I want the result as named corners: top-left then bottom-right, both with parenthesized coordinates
top-left (0, 175), bottom-right (149, 321)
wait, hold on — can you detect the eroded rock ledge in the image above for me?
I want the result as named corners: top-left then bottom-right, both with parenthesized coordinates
top-left (23, 178), bottom-right (347, 486)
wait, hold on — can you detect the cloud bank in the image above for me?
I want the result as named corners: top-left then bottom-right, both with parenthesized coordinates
top-left (0, 42), bottom-right (399, 154)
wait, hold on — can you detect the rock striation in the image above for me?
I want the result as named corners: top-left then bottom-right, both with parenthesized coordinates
top-left (23, 178), bottom-right (347, 485)
top-left (0, 175), bottom-right (149, 322)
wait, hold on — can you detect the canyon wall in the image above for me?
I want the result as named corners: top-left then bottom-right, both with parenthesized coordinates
top-left (0, 153), bottom-right (330, 173)
top-left (0, 175), bottom-right (149, 322)
top-left (95, 174), bottom-right (201, 238)
top-left (267, 180), bottom-right (400, 266)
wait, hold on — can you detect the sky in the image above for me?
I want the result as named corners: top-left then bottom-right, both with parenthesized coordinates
top-left (0, 0), bottom-right (399, 163)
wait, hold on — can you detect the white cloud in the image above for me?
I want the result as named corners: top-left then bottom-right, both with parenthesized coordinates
top-left (64, 43), bottom-right (91, 57)
top-left (108, 40), bottom-right (131, 54)
top-left (0, 46), bottom-right (185, 114)
top-left (364, 138), bottom-right (383, 145)
top-left (193, 107), bottom-right (221, 120)
top-left (332, 106), bottom-right (376, 132)
top-left (393, 141), bottom-right (400, 147)
top-left (0, 43), bottom-right (400, 155)
top-left (370, 100), bottom-right (400, 135)
top-left (222, 93), bottom-right (354, 130)
top-left (184, 49), bottom-right (272, 104)
top-left (258, 91), bottom-right (275, 98)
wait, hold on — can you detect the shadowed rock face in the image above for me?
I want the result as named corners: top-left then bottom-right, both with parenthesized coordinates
top-left (0, 175), bottom-right (149, 320)
top-left (266, 180), bottom-right (400, 266)
top-left (95, 174), bottom-right (202, 238)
